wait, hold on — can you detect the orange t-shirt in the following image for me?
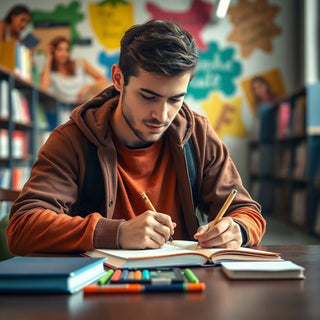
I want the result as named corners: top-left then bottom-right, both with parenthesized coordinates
top-left (112, 134), bottom-right (186, 239)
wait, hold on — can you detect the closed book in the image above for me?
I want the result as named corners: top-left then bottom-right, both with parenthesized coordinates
top-left (85, 240), bottom-right (281, 269)
top-left (277, 102), bottom-right (291, 138)
top-left (21, 33), bottom-right (40, 49)
top-left (0, 256), bottom-right (106, 293)
top-left (0, 80), bottom-right (9, 119)
top-left (220, 261), bottom-right (305, 280)
top-left (0, 129), bottom-right (8, 158)
top-left (0, 41), bottom-right (15, 72)
top-left (20, 95), bottom-right (31, 124)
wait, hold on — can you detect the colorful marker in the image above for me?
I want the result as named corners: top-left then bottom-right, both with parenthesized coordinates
top-left (120, 269), bottom-right (129, 280)
top-left (97, 269), bottom-right (114, 285)
top-left (144, 283), bottom-right (204, 292)
top-left (134, 270), bottom-right (142, 280)
top-left (184, 268), bottom-right (200, 283)
top-left (142, 269), bottom-right (150, 280)
top-left (127, 271), bottom-right (135, 280)
top-left (110, 269), bottom-right (122, 282)
top-left (85, 284), bottom-right (141, 293)
top-left (83, 283), bottom-right (205, 294)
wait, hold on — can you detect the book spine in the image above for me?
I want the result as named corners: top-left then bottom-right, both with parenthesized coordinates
top-left (277, 102), bottom-right (291, 138)
top-left (0, 129), bottom-right (8, 158)
top-left (0, 80), bottom-right (9, 119)
top-left (14, 43), bottom-right (21, 77)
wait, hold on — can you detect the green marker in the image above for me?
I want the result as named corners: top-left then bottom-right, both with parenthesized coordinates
top-left (184, 268), bottom-right (200, 283)
top-left (97, 269), bottom-right (114, 285)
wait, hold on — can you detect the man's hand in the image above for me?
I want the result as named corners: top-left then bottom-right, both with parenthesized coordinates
top-left (194, 217), bottom-right (242, 248)
top-left (118, 211), bottom-right (176, 249)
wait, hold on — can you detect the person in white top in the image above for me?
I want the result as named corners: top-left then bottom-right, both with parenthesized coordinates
top-left (40, 36), bottom-right (111, 104)
top-left (0, 5), bottom-right (31, 42)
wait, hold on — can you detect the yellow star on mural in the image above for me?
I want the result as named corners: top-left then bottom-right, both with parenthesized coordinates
top-left (227, 0), bottom-right (281, 58)
top-left (201, 93), bottom-right (248, 139)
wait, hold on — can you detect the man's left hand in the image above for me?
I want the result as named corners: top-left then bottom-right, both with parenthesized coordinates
top-left (193, 217), bottom-right (242, 248)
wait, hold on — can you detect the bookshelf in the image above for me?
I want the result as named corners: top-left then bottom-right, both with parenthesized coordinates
top-left (307, 83), bottom-right (320, 237)
top-left (248, 84), bottom-right (320, 237)
top-left (0, 64), bottom-right (72, 191)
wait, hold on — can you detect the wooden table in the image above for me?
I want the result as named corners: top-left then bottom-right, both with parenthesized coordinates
top-left (0, 245), bottom-right (319, 320)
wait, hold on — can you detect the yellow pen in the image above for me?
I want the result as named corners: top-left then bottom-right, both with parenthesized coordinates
top-left (140, 191), bottom-right (174, 243)
top-left (140, 191), bottom-right (156, 212)
top-left (208, 189), bottom-right (238, 231)
top-left (195, 189), bottom-right (237, 249)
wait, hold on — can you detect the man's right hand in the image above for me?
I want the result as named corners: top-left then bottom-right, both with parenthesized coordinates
top-left (118, 210), bottom-right (176, 249)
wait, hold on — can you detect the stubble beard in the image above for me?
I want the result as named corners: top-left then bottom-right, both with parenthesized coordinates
top-left (121, 94), bottom-right (168, 147)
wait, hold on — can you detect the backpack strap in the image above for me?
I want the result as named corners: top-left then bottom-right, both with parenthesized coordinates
top-left (78, 140), bottom-right (105, 217)
top-left (184, 137), bottom-right (199, 210)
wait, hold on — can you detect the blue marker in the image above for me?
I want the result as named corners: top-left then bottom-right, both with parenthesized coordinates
top-left (120, 269), bottom-right (129, 281)
top-left (142, 269), bottom-right (150, 280)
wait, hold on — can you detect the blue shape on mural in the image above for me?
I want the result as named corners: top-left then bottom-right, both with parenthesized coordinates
top-left (188, 42), bottom-right (242, 100)
top-left (98, 51), bottom-right (119, 79)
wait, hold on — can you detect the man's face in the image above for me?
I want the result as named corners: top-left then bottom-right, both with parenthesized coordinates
top-left (112, 66), bottom-right (191, 148)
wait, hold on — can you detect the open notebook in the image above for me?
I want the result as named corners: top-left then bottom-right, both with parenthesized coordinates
top-left (85, 240), bottom-right (281, 269)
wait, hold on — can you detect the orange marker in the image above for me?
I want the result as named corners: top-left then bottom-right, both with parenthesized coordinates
top-left (84, 284), bottom-right (141, 293)
top-left (134, 270), bottom-right (142, 280)
top-left (110, 269), bottom-right (122, 282)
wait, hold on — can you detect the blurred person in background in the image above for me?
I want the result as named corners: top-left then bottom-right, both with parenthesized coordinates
top-left (250, 75), bottom-right (279, 111)
top-left (0, 4), bottom-right (31, 42)
top-left (40, 35), bottom-right (111, 104)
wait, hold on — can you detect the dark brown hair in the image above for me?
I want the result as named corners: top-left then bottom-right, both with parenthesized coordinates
top-left (4, 5), bottom-right (31, 23)
top-left (119, 20), bottom-right (199, 85)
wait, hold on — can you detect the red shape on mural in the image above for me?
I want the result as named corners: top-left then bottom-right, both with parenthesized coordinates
top-left (146, 0), bottom-right (213, 51)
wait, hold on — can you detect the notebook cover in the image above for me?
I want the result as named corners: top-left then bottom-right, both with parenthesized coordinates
top-left (0, 256), bottom-right (106, 293)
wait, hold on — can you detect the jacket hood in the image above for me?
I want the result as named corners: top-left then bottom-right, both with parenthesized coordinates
top-left (70, 85), bottom-right (195, 147)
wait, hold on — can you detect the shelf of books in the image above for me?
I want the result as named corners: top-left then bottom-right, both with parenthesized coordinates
top-left (0, 64), bottom-right (72, 194)
top-left (248, 84), bottom-right (320, 238)
top-left (307, 83), bottom-right (320, 237)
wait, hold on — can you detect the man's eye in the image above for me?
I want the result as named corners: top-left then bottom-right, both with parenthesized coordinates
top-left (141, 94), bottom-right (155, 100)
top-left (170, 98), bottom-right (182, 103)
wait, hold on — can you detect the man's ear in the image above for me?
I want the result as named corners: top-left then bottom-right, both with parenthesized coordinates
top-left (112, 64), bottom-right (124, 91)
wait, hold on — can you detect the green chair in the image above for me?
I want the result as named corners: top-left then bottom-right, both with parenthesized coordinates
top-left (0, 188), bottom-right (20, 261)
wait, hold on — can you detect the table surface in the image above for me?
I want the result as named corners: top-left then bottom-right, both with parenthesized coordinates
top-left (0, 245), bottom-right (319, 320)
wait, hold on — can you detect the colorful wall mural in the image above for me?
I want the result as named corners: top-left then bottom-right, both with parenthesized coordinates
top-left (1, 0), bottom-right (299, 181)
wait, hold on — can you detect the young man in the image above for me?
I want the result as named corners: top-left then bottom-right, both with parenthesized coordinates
top-left (7, 20), bottom-right (265, 255)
